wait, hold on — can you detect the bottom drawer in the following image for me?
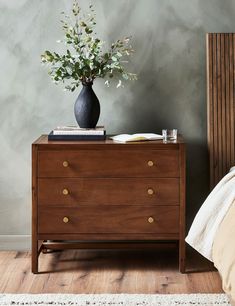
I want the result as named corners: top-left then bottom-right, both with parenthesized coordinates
top-left (38, 206), bottom-right (179, 234)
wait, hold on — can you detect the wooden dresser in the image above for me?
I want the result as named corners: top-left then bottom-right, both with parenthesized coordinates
top-left (32, 135), bottom-right (186, 273)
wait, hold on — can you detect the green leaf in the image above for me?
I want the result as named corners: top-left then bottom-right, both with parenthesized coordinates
top-left (41, 1), bottom-right (137, 89)
top-left (116, 51), bottom-right (122, 57)
top-left (122, 73), bottom-right (129, 80)
top-left (85, 27), bottom-right (93, 34)
top-left (45, 50), bottom-right (52, 56)
top-left (104, 53), bottom-right (109, 60)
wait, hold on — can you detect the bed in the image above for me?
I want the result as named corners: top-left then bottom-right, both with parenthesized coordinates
top-left (186, 33), bottom-right (235, 305)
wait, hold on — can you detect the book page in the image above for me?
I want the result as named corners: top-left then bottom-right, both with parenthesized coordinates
top-left (111, 133), bottom-right (163, 142)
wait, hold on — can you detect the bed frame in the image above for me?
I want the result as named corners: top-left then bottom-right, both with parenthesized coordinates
top-left (206, 33), bottom-right (235, 189)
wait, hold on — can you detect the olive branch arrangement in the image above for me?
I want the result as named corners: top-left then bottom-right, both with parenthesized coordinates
top-left (41, 0), bottom-right (137, 92)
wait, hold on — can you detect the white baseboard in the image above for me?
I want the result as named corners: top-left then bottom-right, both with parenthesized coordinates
top-left (0, 235), bottom-right (31, 251)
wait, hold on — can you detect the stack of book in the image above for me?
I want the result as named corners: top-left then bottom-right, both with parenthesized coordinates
top-left (48, 126), bottom-right (106, 141)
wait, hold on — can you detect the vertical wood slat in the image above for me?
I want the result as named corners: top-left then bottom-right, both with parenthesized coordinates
top-left (207, 34), bottom-right (214, 187)
top-left (217, 34), bottom-right (222, 181)
top-left (207, 33), bottom-right (235, 189)
top-left (232, 35), bottom-right (235, 167)
top-left (221, 34), bottom-right (226, 177)
top-left (225, 34), bottom-right (230, 172)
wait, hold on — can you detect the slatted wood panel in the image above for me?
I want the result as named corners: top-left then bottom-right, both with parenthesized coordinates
top-left (207, 33), bottom-right (235, 189)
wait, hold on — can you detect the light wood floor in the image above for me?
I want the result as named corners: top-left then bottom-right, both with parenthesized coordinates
top-left (0, 246), bottom-right (223, 294)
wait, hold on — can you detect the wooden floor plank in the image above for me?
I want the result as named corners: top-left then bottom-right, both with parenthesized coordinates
top-left (0, 248), bottom-right (223, 294)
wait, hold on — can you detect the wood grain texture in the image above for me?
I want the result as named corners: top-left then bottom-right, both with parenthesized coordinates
top-left (38, 150), bottom-right (180, 178)
top-left (31, 144), bottom-right (38, 274)
top-left (179, 144), bottom-right (186, 273)
top-left (207, 33), bottom-right (235, 188)
top-left (38, 206), bottom-right (179, 235)
top-left (32, 137), bottom-right (186, 273)
top-left (38, 233), bottom-right (179, 241)
top-left (0, 249), bottom-right (222, 293)
top-left (38, 178), bottom-right (180, 206)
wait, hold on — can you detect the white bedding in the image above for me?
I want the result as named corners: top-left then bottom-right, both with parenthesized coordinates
top-left (185, 166), bottom-right (235, 261)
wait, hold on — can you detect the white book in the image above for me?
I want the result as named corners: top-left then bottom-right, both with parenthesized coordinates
top-left (53, 126), bottom-right (105, 135)
top-left (111, 133), bottom-right (163, 143)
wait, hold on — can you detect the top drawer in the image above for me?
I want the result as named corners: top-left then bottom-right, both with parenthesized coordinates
top-left (38, 150), bottom-right (179, 178)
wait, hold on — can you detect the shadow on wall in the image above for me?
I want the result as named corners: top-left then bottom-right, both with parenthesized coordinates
top-left (186, 141), bottom-right (210, 230)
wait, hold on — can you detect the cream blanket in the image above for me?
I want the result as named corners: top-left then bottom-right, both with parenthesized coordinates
top-left (185, 166), bottom-right (235, 261)
top-left (213, 200), bottom-right (235, 305)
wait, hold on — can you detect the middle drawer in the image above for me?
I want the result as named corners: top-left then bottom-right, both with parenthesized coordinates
top-left (38, 178), bottom-right (179, 206)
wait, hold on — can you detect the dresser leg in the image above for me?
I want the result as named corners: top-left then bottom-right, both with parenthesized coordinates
top-left (179, 239), bottom-right (186, 273)
top-left (32, 239), bottom-right (38, 274)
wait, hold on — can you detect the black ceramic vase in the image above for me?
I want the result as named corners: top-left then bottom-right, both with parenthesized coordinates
top-left (74, 82), bottom-right (100, 128)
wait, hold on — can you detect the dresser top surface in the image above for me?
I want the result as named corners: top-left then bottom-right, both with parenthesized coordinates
top-left (33, 135), bottom-right (185, 149)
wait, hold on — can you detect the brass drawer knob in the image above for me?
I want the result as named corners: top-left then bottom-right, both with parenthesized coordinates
top-left (148, 216), bottom-right (154, 223)
top-left (147, 188), bottom-right (154, 195)
top-left (62, 188), bottom-right (69, 195)
top-left (147, 160), bottom-right (154, 167)
top-left (63, 161), bottom-right (69, 167)
top-left (63, 217), bottom-right (69, 223)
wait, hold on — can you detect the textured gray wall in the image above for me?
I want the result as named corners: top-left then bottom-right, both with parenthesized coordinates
top-left (0, 0), bottom-right (235, 236)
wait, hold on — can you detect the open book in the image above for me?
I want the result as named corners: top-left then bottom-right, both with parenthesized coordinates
top-left (111, 133), bottom-right (163, 143)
